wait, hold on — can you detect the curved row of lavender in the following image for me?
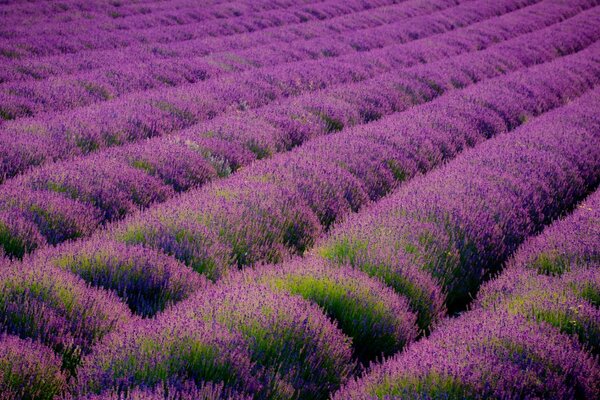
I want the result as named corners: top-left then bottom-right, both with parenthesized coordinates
top-left (0, 0), bottom-right (565, 179)
top-left (0, 0), bottom-right (378, 58)
top-left (0, 0), bottom-right (458, 84)
top-left (334, 171), bottom-right (600, 399)
top-left (1, 7), bottom-right (598, 260)
top-left (3, 0), bottom-right (563, 118)
top-left (2, 11), bottom-right (598, 262)
top-left (1, 40), bottom-right (598, 399)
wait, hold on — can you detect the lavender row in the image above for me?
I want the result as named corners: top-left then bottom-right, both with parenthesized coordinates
top-left (2, 16), bottom-right (595, 260)
top-left (79, 382), bottom-right (251, 400)
top-left (334, 187), bottom-right (600, 399)
top-left (80, 279), bottom-right (355, 399)
top-left (0, 0), bottom-right (313, 33)
top-left (4, 236), bottom-right (355, 399)
top-left (0, 261), bottom-right (133, 377)
top-left (31, 239), bottom-right (208, 316)
top-left (6, 90), bottom-right (598, 399)
top-left (0, 0), bottom-right (460, 84)
top-left (1, 0), bottom-right (323, 41)
top-left (3, 6), bottom-right (597, 185)
top-left (0, 0), bottom-right (535, 118)
top-left (0, 0), bottom-right (527, 132)
top-left (0, 0), bottom-right (399, 58)
top-left (334, 309), bottom-right (599, 399)
top-left (0, 0), bottom-right (208, 22)
top-left (0, 0), bottom-right (253, 30)
top-left (475, 188), bottom-right (600, 352)
top-left (77, 91), bottom-right (600, 399)
top-left (223, 257), bottom-right (420, 364)
top-left (111, 53), bottom-right (600, 346)
top-left (0, 334), bottom-right (67, 399)
top-left (507, 190), bottom-right (600, 276)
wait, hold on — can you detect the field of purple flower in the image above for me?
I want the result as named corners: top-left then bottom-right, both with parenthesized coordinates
top-left (0, 0), bottom-right (598, 399)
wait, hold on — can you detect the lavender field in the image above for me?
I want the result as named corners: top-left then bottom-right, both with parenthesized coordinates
top-left (0, 0), bottom-right (599, 399)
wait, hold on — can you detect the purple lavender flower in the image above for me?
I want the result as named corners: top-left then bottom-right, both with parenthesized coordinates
top-left (0, 334), bottom-right (68, 400)
top-left (0, 262), bottom-right (132, 374)
top-left (334, 310), bottom-right (600, 399)
top-left (477, 267), bottom-right (600, 353)
top-left (79, 380), bottom-right (251, 400)
top-left (32, 239), bottom-right (207, 316)
top-left (3, 3), bottom-right (599, 181)
top-left (319, 87), bottom-right (600, 329)
top-left (0, 209), bottom-right (46, 258)
top-left (168, 281), bottom-right (355, 399)
top-left (79, 316), bottom-right (259, 398)
top-left (509, 189), bottom-right (600, 275)
top-left (224, 256), bottom-right (419, 362)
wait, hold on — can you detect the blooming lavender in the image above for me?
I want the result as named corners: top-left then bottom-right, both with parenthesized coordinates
top-left (319, 87), bottom-right (600, 330)
top-left (0, 262), bottom-right (132, 374)
top-left (1, 0), bottom-right (388, 58)
top-left (225, 256), bottom-right (419, 362)
top-left (79, 316), bottom-right (259, 398)
top-left (474, 188), bottom-right (600, 353)
top-left (79, 381), bottom-right (252, 400)
top-left (478, 267), bottom-right (600, 354)
top-left (0, 209), bottom-right (46, 258)
top-left (508, 189), bottom-right (600, 276)
top-left (1, 2), bottom-right (599, 398)
top-left (0, 8), bottom-right (597, 263)
top-left (108, 177), bottom-right (322, 272)
top-left (166, 281), bottom-right (355, 399)
top-left (0, 334), bottom-right (67, 400)
top-left (31, 239), bottom-right (207, 316)
top-left (330, 90), bottom-right (600, 399)
top-left (334, 310), bottom-right (600, 399)
top-left (3, 2), bottom-right (598, 181)
top-left (67, 33), bottom-right (596, 279)
top-left (0, 0), bottom-right (458, 84)
top-left (336, 189), bottom-right (600, 399)
top-left (1, 0), bottom-right (560, 119)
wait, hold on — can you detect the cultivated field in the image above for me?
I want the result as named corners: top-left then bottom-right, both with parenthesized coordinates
top-left (0, 0), bottom-right (598, 399)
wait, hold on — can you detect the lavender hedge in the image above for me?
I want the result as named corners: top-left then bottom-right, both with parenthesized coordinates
top-left (0, 0), bottom-right (456, 84)
top-left (0, 262), bottom-right (132, 374)
top-left (0, 0), bottom-right (387, 58)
